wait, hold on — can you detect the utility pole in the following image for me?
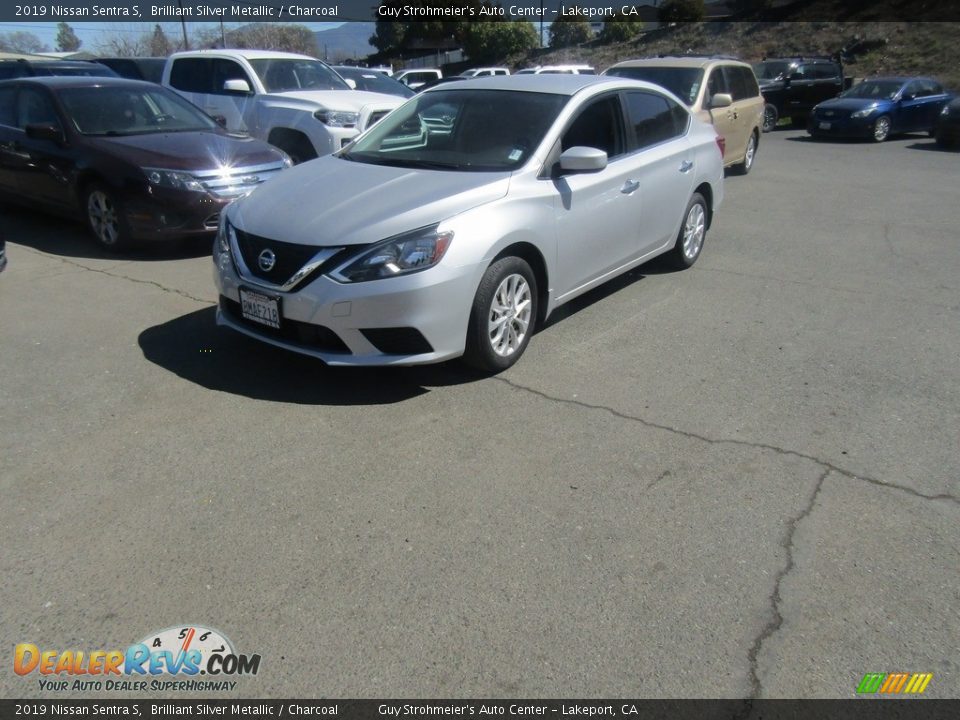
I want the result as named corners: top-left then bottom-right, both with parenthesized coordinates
top-left (219, 20), bottom-right (226, 48)
top-left (539, 0), bottom-right (544, 48)
top-left (177, 0), bottom-right (189, 50)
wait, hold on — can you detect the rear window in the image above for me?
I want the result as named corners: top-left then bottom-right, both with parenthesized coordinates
top-left (605, 66), bottom-right (704, 106)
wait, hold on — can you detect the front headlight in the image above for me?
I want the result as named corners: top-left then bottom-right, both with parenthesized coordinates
top-left (314, 109), bottom-right (359, 128)
top-left (851, 107), bottom-right (876, 119)
top-left (144, 168), bottom-right (205, 192)
top-left (331, 226), bottom-right (454, 283)
top-left (215, 216), bottom-right (231, 256)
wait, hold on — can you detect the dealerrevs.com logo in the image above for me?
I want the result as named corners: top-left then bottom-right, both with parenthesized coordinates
top-left (14, 625), bottom-right (261, 692)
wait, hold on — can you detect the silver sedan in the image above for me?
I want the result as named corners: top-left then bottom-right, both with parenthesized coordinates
top-left (213, 75), bottom-right (725, 371)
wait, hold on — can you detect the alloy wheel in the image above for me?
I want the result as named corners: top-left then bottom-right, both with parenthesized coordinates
top-left (682, 203), bottom-right (706, 261)
top-left (87, 190), bottom-right (120, 247)
top-left (873, 116), bottom-right (891, 142)
top-left (487, 273), bottom-right (532, 357)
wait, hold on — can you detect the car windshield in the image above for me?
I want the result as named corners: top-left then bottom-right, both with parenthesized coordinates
top-left (249, 58), bottom-right (350, 93)
top-left (342, 89), bottom-right (568, 172)
top-left (841, 80), bottom-right (904, 100)
top-left (58, 85), bottom-right (218, 136)
top-left (753, 61), bottom-right (792, 81)
top-left (605, 66), bottom-right (704, 106)
top-left (336, 68), bottom-right (414, 98)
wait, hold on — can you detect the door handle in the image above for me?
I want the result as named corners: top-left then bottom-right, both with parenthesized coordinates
top-left (679, 160), bottom-right (694, 173)
top-left (621, 179), bottom-right (639, 194)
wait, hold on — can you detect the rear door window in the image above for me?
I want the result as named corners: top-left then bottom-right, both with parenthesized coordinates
top-left (169, 58), bottom-right (215, 93)
top-left (624, 91), bottom-right (687, 151)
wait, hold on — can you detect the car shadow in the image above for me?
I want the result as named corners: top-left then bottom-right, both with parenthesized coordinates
top-left (137, 307), bottom-right (490, 405)
top-left (906, 140), bottom-right (958, 152)
top-left (2, 202), bottom-right (211, 261)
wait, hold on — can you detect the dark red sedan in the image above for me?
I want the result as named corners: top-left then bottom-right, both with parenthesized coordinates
top-left (0, 76), bottom-right (290, 251)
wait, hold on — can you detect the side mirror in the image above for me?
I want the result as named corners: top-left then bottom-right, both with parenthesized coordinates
top-left (25, 123), bottom-right (65, 145)
top-left (559, 146), bottom-right (607, 173)
top-left (711, 93), bottom-right (732, 109)
top-left (343, 78), bottom-right (357, 90)
top-left (223, 79), bottom-right (251, 94)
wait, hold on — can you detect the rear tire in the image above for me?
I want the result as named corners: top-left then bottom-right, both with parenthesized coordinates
top-left (669, 193), bottom-right (708, 270)
top-left (462, 256), bottom-right (538, 373)
top-left (762, 104), bottom-right (778, 133)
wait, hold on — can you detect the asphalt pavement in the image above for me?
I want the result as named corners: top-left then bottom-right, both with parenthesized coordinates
top-left (1, 129), bottom-right (957, 699)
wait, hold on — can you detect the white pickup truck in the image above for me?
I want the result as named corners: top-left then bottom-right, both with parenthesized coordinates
top-left (162, 49), bottom-right (404, 163)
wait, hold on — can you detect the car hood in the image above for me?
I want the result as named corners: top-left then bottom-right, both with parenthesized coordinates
top-left (86, 131), bottom-right (283, 171)
top-left (816, 97), bottom-right (892, 112)
top-left (228, 155), bottom-right (511, 247)
top-left (273, 89), bottom-right (404, 111)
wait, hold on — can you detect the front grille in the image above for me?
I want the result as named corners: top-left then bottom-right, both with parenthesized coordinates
top-left (220, 296), bottom-right (351, 354)
top-left (234, 228), bottom-right (323, 285)
top-left (193, 160), bottom-right (287, 200)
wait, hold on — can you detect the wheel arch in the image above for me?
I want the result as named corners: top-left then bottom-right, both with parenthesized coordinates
top-left (694, 181), bottom-right (714, 230)
top-left (492, 241), bottom-right (550, 327)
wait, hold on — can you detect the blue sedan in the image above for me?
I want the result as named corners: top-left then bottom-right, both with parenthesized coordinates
top-left (808, 77), bottom-right (953, 142)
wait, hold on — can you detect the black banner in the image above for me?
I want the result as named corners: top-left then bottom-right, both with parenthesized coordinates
top-left (2, 1), bottom-right (960, 24)
top-left (2, 700), bottom-right (960, 720)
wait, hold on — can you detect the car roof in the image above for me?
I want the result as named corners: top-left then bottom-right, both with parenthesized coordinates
top-left (167, 49), bottom-right (318, 61)
top-left (0, 75), bottom-right (157, 89)
top-left (609, 56), bottom-right (752, 70)
top-left (422, 74), bottom-right (669, 96)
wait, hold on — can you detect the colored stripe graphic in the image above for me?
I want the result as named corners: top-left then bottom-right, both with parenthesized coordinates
top-left (857, 672), bottom-right (933, 694)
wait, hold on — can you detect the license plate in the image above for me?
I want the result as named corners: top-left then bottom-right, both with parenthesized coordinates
top-left (239, 287), bottom-right (281, 329)
top-left (819, 121), bottom-right (832, 130)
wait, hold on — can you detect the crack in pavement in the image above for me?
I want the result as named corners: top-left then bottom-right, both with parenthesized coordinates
top-left (493, 376), bottom-right (959, 507)
top-left (745, 467), bottom-right (831, 698)
top-left (20, 247), bottom-right (214, 306)
top-left (493, 376), bottom-right (958, 699)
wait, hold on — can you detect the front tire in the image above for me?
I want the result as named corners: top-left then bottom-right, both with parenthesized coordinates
top-left (462, 256), bottom-right (538, 373)
top-left (733, 131), bottom-right (758, 175)
top-left (84, 183), bottom-right (131, 251)
top-left (669, 193), bottom-right (708, 269)
top-left (872, 115), bottom-right (891, 142)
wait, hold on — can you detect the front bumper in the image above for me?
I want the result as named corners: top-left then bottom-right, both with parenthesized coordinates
top-left (213, 245), bottom-right (485, 366)
top-left (807, 112), bottom-right (877, 138)
top-left (124, 185), bottom-right (231, 242)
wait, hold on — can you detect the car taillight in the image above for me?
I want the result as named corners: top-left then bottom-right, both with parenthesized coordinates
top-left (715, 134), bottom-right (726, 158)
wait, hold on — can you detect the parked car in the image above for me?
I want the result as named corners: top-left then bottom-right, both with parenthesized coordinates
top-left (162, 50), bottom-right (403, 163)
top-left (808, 77), bottom-right (953, 142)
top-left (516, 65), bottom-right (595, 75)
top-left (605, 56), bottom-right (764, 174)
top-left (331, 66), bottom-right (414, 98)
top-left (0, 59), bottom-right (118, 81)
top-left (94, 57), bottom-right (166, 84)
top-left (0, 77), bottom-right (291, 251)
top-left (459, 68), bottom-right (510, 78)
top-left (935, 98), bottom-right (960, 148)
top-left (753, 56), bottom-right (844, 132)
top-left (415, 76), bottom-right (470, 93)
top-left (213, 75), bottom-right (724, 371)
top-left (395, 68), bottom-right (443, 90)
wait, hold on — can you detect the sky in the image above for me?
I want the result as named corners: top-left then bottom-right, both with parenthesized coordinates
top-left (0, 21), bottom-right (346, 53)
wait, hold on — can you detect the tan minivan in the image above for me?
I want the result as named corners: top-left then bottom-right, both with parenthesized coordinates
top-left (604, 56), bottom-right (764, 174)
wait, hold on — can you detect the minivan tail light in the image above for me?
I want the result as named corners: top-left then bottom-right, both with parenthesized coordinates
top-left (715, 134), bottom-right (726, 158)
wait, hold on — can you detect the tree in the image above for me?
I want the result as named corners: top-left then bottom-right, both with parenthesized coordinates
top-left (600, 8), bottom-right (644, 44)
top-left (0, 31), bottom-right (49, 54)
top-left (55, 22), bottom-right (81, 52)
top-left (224, 24), bottom-right (318, 55)
top-left (548, 12), bottom-right (593, 49)
top-left (370, 0), bottom-right (484, 56)
top-left (96, 33), bottom-right (147, 57)
top-left (657, 0), bottom-right (706, 23)
top-left (729, 0), bottom-right (772, 15)
top-left (462, 20), bottom-right (539, 64)
top-left (148, 24), bottom-right (173, 56)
